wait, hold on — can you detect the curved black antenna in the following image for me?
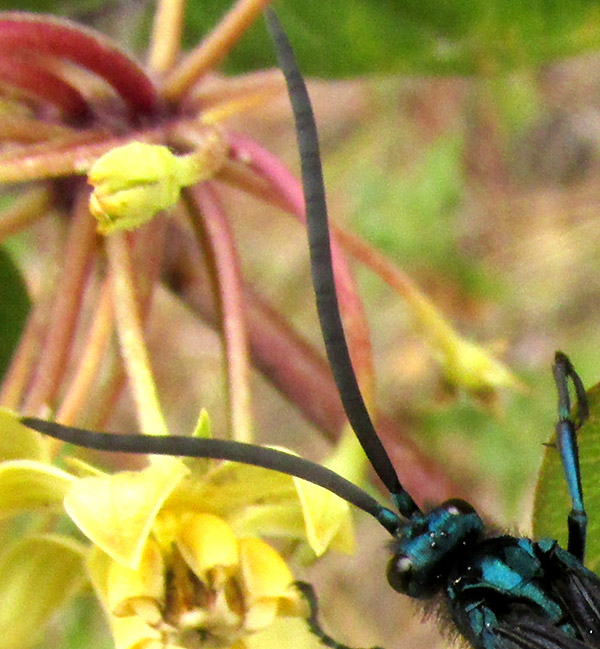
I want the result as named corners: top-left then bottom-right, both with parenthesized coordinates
top-left (21, 416), bottom-right (401, 535)
top-left (552, 351), bottom-right (588, 561)
top-left (265, 9), bottom-right (419, 518)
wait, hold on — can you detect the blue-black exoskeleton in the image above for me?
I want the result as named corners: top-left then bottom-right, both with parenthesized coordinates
top-left (21, 9), bottom-right (600, 649)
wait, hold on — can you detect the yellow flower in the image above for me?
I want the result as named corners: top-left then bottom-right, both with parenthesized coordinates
top-left (90, 515), bottom-right (302, 649)
top-left (0, 410), bottom-right (354, 649)
top-left (0, 410), bottom-right (85, 649)
top-left (64, 453), bottom-right (353, 649)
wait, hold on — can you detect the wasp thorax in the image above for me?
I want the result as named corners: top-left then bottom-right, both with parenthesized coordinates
top-left (386, 499), bottom-right (485, 598)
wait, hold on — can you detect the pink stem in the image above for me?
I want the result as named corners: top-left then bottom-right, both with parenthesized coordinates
top-left (185, 184), bottom-right (253, 442)
top-left (0, 12), bottom-right (158, 120)
top-left (227, 132), bottom-right (375, 398)
top-left (23, 184), bottom-right (97, 414)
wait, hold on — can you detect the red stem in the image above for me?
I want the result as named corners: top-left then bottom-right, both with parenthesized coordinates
top-left (0, 56), bottom-right (91, 121)
top-left (23, 185), bottom-right (97, 414)
top-left (0, 12), bottom-right (158, 120)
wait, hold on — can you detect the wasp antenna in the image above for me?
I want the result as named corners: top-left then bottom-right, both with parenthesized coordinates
top-left (21, 416), bottom-right (401, 535)
top-left (265, 9), bottom-right (419, 518)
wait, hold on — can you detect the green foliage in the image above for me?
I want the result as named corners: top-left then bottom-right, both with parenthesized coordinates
top-left (0, 246), bottom-right (29, 381)
top-left (6, 0), bottom-right (600, 77)
top-left (352, 134), bottom-right (464, 264)
top-left (183, 0), bottom-right (600, 76)
top-left (0, 0), bottom-right (106, 14)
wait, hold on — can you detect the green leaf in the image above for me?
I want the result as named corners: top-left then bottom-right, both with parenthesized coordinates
top-left (533, 382), bottom-right (600, 572)
top-left (0, 246), bottom-right (29, 381)
top-left (184, 0), bottom-right (600, 77)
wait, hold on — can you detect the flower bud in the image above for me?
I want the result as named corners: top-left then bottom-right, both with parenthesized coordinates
top-left (88, 135), bottom-right (225, 235)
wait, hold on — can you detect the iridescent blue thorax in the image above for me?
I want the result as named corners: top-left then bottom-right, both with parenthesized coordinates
top-left (387, 499), bottom-right (485, 598)
top-left (387, 500), bottom-right (600, 649)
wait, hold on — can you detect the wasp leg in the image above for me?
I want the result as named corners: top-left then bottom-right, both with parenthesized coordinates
top-left (552, 352), bottom-right (589, 562)
top-left (294, 581), bottom-right (383, 649)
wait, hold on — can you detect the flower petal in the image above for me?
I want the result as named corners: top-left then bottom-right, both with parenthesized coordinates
top-left (238, 537), bottom-right (299, 612)
top-left (0, 408), bottom-right (48, 462)
top-left (168, 460), bottom-right (295, 516)
top-left (228, 502), bottom-right (307, 540)
top-left (0, 534), bottom-right (85, 649)
top-left (65, 457), bottom-right (189, 568)
top-left (107, 539), bottom-right (165, 620)
top-left (88, 546), bottom-right (165, 649)
top-left (108, 613), bottom-right (163, 649)
top-left (0, 459), bottom-right (74, 517)
top-left (177, 512), bottom-right (239, 580)
top-left (292, 478), bottom-right (355, 557)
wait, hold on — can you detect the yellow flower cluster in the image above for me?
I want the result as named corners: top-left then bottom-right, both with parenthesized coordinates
top-left (0, 410), bottom-right (355, 649)
top-left (96, 513), bottom-right (302, 649)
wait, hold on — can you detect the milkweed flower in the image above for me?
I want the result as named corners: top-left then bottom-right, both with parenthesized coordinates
top-left (0, 409), bottom-right (354, 649)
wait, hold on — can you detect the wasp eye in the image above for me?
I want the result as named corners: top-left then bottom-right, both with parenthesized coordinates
top-left (442, 499), bottom-right (476, 516)
top-left (387, 554), bottom-right (412, 594)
